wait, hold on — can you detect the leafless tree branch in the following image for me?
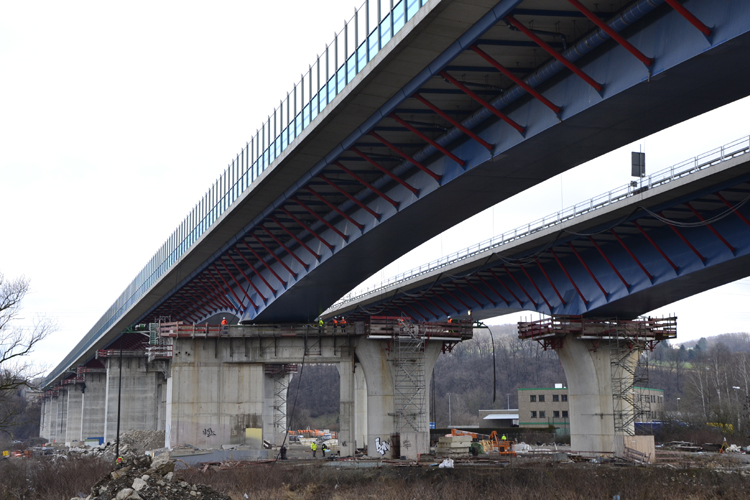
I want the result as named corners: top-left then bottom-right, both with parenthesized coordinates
top-left (0, 272), bottom-right (57, 433)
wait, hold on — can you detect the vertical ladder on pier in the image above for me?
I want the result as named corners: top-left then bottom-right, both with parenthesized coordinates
top-left (392, 317), bottom-right (427, 435)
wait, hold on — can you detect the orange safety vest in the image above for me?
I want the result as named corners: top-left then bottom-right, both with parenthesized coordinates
top-left (221, 319), bottom-right (228, 326)
top-left (340, 318), bottom-right (347, 325)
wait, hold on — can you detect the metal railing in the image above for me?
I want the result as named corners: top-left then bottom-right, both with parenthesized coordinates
top-left (46, 0), bottom-right (431, 387)
top-left (328, 135), bottom-right (750, 310)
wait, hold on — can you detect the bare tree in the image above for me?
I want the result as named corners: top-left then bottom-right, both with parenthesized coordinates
top-left (0, 273), bottom-right (57, 434)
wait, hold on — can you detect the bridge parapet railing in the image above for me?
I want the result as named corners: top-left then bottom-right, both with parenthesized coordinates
top-left (367, 315), bottom-right (472, 340)
top-left (331, 135), bottom-right (750, 310)
top-left (518, 316), bottom-right (677, 343)
top-left (264, 364), bottom-right (299, 375)
top-left (77, 367), bottom-right (106, 374)
top-left (96, 349), bottom-right (148, 358)
top-left (61, 376), bottom-right (85, 385)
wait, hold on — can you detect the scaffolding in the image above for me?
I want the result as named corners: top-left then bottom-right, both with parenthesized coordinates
top-left (605, 319), bottom-right (659, 436)
top-left (391, 317), bottom-right (427, 435)
top-left (265, 364), bottom-right (298, 442)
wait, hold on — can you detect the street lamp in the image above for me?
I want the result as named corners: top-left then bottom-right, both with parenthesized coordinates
top-left (732, 387), bottom-right (742, 433)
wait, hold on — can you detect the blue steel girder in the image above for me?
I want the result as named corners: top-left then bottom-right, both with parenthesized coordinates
top-left (140, 0), bottom-right (750, 326)
top-left (336, 174), bottom-right (750, 322)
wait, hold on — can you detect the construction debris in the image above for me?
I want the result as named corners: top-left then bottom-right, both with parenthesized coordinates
top-left (71, 453), bottom-right (230, 500)
top-left (435, 434), bottom-right (472, 457)
top-left (119, 430), bottom-right (166, 456)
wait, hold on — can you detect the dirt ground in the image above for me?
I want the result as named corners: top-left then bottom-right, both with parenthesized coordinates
top-left (5, 446), bottom-right (750, 500)
top-left (177, 448), bottom-right (750, 500)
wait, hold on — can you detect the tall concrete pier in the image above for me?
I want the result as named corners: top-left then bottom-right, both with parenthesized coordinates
top-left (519, 316), bottom-right (676, 453)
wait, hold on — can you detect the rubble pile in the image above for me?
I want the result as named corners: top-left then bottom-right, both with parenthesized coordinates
top-left (73, 454), bottom-right (230, 500)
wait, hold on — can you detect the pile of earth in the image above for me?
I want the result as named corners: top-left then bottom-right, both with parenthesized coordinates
top-left (72, 454), bottom-right (230, 500)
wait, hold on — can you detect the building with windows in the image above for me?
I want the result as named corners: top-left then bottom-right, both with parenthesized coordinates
top-left (518, 385), bottom-right (664, 433)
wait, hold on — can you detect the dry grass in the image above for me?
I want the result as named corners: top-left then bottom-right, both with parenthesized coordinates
top-left (3, 455), bottom-right (749, 500)
top-left (178, 462), bottom-right (750, 500)
top-left (0, 455), bottom-right (113, 500)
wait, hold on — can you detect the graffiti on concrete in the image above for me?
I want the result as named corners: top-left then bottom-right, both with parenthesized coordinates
top-left (202, 428), bottom-right (216, 438)
top-left (375, 437), bottom-right (390, 455)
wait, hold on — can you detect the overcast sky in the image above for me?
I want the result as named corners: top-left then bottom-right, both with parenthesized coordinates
top-left (2, 1), bottom-right (749, 373)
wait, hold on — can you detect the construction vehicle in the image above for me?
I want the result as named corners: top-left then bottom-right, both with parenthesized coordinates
top-left (451, 429), bottom-right (516, 457)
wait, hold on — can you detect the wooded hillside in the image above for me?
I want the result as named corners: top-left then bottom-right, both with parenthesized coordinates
top-left (286, 327), bottom-right (750, 432)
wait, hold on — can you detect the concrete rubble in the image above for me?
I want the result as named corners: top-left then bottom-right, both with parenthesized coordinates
top-left (70, 454), bottom-right (230, 500)
top-left (68, 430), bottom-right (167, 461)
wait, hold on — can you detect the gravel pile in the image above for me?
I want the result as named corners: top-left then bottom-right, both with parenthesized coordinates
top-left (72, 454), bottom-right (230, 500)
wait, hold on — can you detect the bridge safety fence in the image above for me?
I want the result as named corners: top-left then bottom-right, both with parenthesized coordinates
top-left (46, 0), bottom-right (431, 387)
top-left (329, 135), bottom-right (750, 311)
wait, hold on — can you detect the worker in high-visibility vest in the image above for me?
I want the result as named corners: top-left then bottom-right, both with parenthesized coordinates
top-left (221, 317), bottom-right (228, 335)
top-left (340, 317), bottom-right (347, 333)
top-left (332, 317), bottom-right (338, 333)
top-left (311, 440), bottom-right (318, 458)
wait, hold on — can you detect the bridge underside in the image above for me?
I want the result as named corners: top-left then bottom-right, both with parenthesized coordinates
top-left (45, 0), bottom-right (750, 389)
top-left (142, 0), bottom-right (750, 325)
top-left (329, 156), bottom-right (750, 321)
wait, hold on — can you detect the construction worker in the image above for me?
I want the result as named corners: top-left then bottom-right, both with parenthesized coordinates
top-left (332, 317), bottom-right (338, 333)
top-left (340, 316), bottom-right (347, 333)
top-left (321, 442), bottom-right (328, 458)
top-left (310, 440), bottom-right (318, 458)
top-left (221, 317), bottom-right (228, 335)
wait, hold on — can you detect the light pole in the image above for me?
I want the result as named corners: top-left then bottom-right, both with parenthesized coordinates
top-left (733, 386), bottom-right (741, 433)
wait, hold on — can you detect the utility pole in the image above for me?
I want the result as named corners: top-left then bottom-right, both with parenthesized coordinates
top-left (448, 393), bottom-right (451, 427)
top-left (115, 333), bottom-right (124, 462)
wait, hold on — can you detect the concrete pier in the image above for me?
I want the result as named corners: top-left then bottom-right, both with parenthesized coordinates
top-left (81, 372), bottom-right (107, 443)
top-left (354, 365), bottom-right (367, 451)
top-left (65, 384), bottom-right (84, 445)
top-left (167, 338), bottom-right (266, 450)
top-left (103, 357), bottom-right (167, 442)
top-left (57, 389), bottom-right (68, 444)
top-left (556, 338), bottom-right (638, 453)
top-left (355, 338), bottom-right (441, 459)
top-left (337, 357), bottom-right (355, 457)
